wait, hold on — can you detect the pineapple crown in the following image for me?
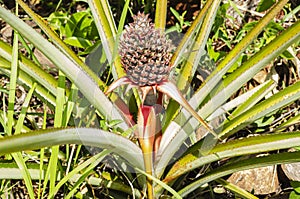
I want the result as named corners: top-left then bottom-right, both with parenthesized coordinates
top-left (119, 12), bottom-right (173, 86)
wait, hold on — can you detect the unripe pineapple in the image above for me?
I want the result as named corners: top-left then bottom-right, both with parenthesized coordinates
top-left (119, 12), bottom-right (173, 86)
top-left (106, 12), bottom-right (217, 138)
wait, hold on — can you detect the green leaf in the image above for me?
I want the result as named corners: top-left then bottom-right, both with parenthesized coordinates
top-left (47, 11), bottom-right (68, 34)
top-left (170, 7), bottom-right (181, 23)
top-left (11, 153), bottom-right (35, 199)
top-left (0, 66), bottom-right (56, 108)
top-left (207, 80), bottom-right (275, 121)
top-left (207, 39), bottom-right (226, 62)
top-left (16, 0), bottom-right (106, 90)
top-left (276, 113), bottom-right (300, 132)
top-left (0, 162), bottom-right (46, 180)
top-left (65, 11), bottom-right (95, 38)
top-left (281, 50), bottom-right (295, 59)
top-left (115, 0), bottom-right (130, 45)
top-left (0, 128), bottom-right (144, 169)
top-left (229, 80), bottom-right (276, 120)
top-left (0, 5), bottom-right (128, 130)
top-left (163, 131), bottom-right (300, 183)
top-left (290, 191), bottom-right (300, 199)
top-left (169, 0), bottom-right (214, 68)
top-left (49, 150), bottom-right (110, 198)
top-left (196, 0), bottom-right (289, 112)
top-left (257, 0), bottom-right (276, 12)
top-left (291, 181), bottom-right (300, 194)
top-left (219, 80), bottom-right (300, 138)
top-left (87, 0), bottom-right (125, 78)
top-left (15, 83), bottom-right (37, 133)
top-left (216, 178), bottom-right (259, 199)
top-left (162, 0), bottom-right (217, 132)
top-left (135, 167), bottom-right (182, 199)
top-left (47, 71), bottom-right (65, 194)
top-left (157, 81), bottom-right (216, 137)
top-left (64, 36), bottom-right (93, 48)
top-left (198, 20), bottom-right (300, 121)
top-left (157, 2), bottom-right (291, 177)
top-left (0, 40), bottom-right (59, 98)
top-left (7, 24), bottom-right (19, 136)
top-left (155, 0), bottom-right (167, 29)
top-left (7, 30), bottom-right (35, 199)
top-left (177, 151), bottom-right (300, 197)
top-left (177, 0), bottom-right (221, 93)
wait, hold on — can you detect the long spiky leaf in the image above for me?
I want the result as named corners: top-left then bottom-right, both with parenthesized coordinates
top-left (16, 0), bottom-right (106, 90)
top-left (157, 81), bottom-right (217, 138)
top-left (162, 131), bottom-right (300, 184)
top-left (155, 0), bottom-right (167, 29)
top-left (156, 0), bottom-right (293, 178)
top-left (0, 128), bottom-right (144, 169)
top-left (88, 0), bottom-right (125, 78)
top-left (177, 151), bottom-right (300, 197)
top-left (0, 6), bottom-right (129, 130)
top-left (193, 0), bottom-right (289, 109)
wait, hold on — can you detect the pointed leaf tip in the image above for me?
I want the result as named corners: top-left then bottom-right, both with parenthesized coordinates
top-left (105, 77), bottom-right (132, 95)
top-left (157, 81), bottom-right (219, 138)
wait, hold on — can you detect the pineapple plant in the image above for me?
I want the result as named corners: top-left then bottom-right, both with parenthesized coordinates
top-left (106, 11), bottom-right (216, 136)
top-left (0, 0), bottom-right (299, 198)
top-left (106, 12), bottom-right (218, 197)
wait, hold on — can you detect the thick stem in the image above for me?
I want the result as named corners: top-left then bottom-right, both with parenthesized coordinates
top-left (138, 105), bottom-right (157, 198)
top-left (140, 138), bottom-right (154, 199)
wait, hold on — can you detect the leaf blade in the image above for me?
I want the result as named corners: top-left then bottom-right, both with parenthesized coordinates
top-left (0, 128), bottom-right (144, 169)
top-left (0, 6), bottom-right (128, 130)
